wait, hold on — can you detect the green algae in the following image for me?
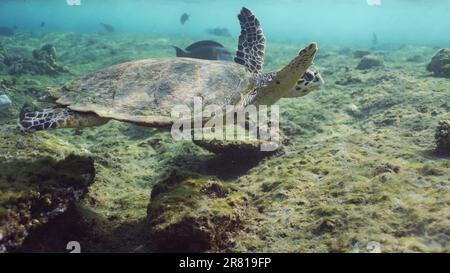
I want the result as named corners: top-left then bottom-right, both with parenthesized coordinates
top-left (427, 48), bottom-right (450, 78)
top-left (147, 171), bottom-right (248, 252)
top-left (0, 125), bottom-right (95, 252)
top-left (435, 120), bottom-right (450, 155)
top-left (0, 32), bottom-right (449, 252)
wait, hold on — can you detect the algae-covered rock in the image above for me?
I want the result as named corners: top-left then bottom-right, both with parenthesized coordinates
top-left (435, 120), bottom-right (450, 154)
top-left (0, 126), bottom-right (95, 252)
top-left (356, 55), bottom-right (385, 70)
top-left (193, 124), bottom-right (283, 157)
top-left (427, 49), bottom-right (450, 78)
top-left (4, 44), bottom-right (68, 76)
top-left (31, 44), bottom-right (68, 75)
top-left (147, 171), bottom-right (248, 252)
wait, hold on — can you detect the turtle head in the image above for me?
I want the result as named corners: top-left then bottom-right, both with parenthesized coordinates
top-left (248, 42), bottom-right (318, 107)
top-left (284, 68), bottom-right (324, 98)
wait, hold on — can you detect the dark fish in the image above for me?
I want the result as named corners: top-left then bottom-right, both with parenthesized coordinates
top-left (180, 13), bottom-right (189, 25)
top-left (206, 28), bottom-right (231, 37)
top-left (40, 22), bottom-right (45, 28)
top-left (100, 23), bottom-right (115, 33)
top-left (172, 40), bottom-right (233, 61)
top-left (0, 26), bottom-right (15, 37)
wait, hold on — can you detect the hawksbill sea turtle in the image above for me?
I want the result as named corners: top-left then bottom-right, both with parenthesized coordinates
top-left (20, 7), bottom-right (322, 155)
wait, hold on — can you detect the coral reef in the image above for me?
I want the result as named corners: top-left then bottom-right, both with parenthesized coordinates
top-left (435, 120), bottom-right (450, 154)
top-left (147, 171), bottom-right (248, 252)
top-left (427, 48), bottom-right (450, 78)
top-left (356, 55), bottom-right (385, 70)
top-left (0, 126), bottom-right (95, 252)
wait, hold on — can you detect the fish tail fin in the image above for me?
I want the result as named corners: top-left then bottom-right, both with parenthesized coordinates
top-left (172, 46), bottom-right (186, 57)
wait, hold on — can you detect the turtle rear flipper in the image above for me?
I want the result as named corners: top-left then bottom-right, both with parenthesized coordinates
top-left (234, 7), bottom-right (265, 74)
top-left (20, 108), bottom-right (108, 131)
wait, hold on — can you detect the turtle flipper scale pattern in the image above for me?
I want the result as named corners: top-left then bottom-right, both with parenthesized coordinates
top-left (21, 108), bottom-right (108, 130)
top-left (234, 7), bottom-right (265, 74)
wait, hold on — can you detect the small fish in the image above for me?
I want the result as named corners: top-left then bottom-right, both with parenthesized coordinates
top-left (206, 28), bottom-right (231, 37)
top-left (180, 13), bottom-right (189, 25)
top-left (40, 22), bottom-right (46, 28)
top-left (100, 23), bottom-right (115, 33)
top-left (172, 40), bottom-right (232, 61)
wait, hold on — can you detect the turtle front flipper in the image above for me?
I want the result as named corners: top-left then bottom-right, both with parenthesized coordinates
top-left (20, 107), bottom-right (109, 131)
top-left (234, 7), bottom-right (266, 74)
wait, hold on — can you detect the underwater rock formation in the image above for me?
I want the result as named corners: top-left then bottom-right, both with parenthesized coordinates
top-left (356, 55), bottom-right (385, 70)
top-left (435, 120), bottom-right (450, 155)
top-left (0, 126), bottom-right (95, 252)
top-left (353, 50), bottom-right (371, 58)
top-left (427, 49), bottom-right (450, 78)
top-left (3, 44), bottom-right (68, 76)
top-left (193, 124), bottom-right (284, 157)
top-left (147, 171), bottom-right (248, 252)
top-left (31, 44), bottom-right (68, 75)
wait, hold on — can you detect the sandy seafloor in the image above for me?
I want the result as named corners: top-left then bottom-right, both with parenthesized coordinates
top-left (0, 32), bottom-right (449, 253)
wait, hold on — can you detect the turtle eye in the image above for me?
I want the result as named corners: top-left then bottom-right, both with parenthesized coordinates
top-left (304, 71), bottom-right (315, 82)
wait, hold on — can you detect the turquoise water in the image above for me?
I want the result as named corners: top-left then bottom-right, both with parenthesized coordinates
top-left (1, 0), bottom-right (450, 46)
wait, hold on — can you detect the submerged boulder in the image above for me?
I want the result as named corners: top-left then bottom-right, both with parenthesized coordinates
top-left (3, 44), bottom-right (68, 76)
top-left (356, 55), bottom-right (385, 70)
top-left (427, 48), bottom-right (450, 78)
top-left (435, 120), bottom-right (450, 155)
top-left (147, 171), bottom-right (248, 252)
top-left (0, 126), bottom-right (96, 252)
top-left (31, 44), bottom-right (68, 75)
